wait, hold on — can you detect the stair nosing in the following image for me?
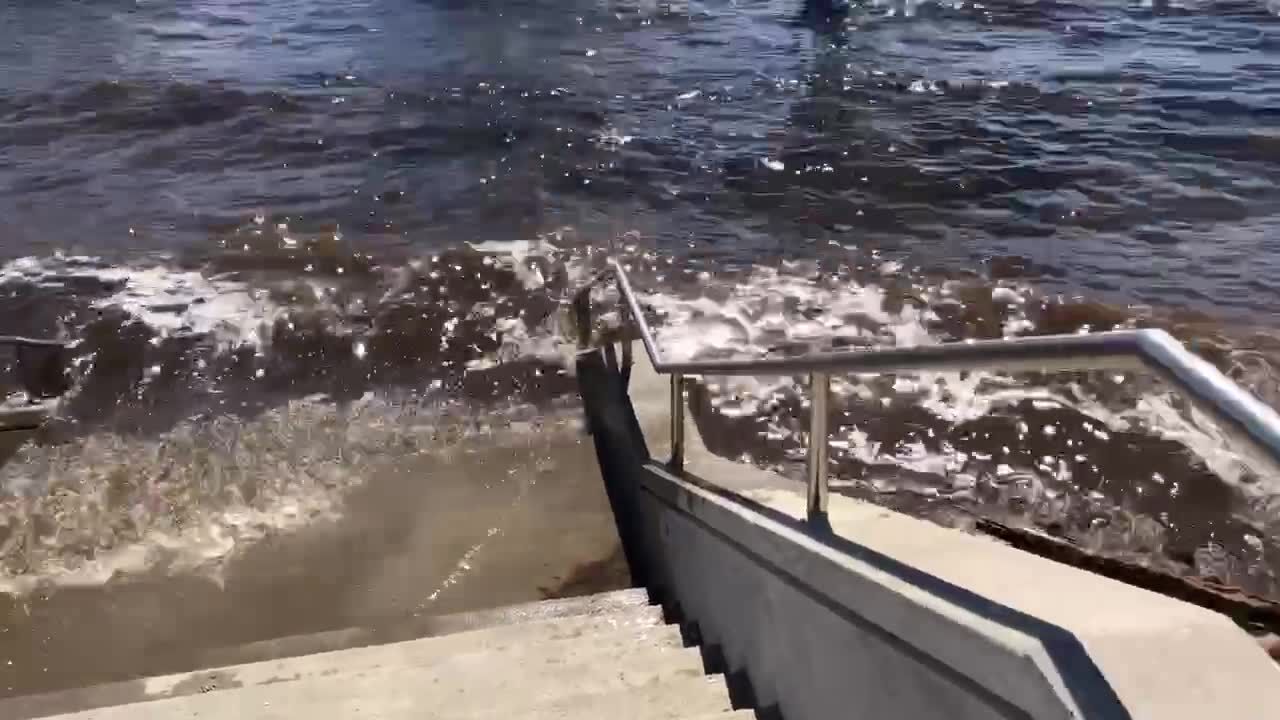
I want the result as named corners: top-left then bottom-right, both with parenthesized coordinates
top-left (197, 587), bottom-right (653, 668)
top-left (38, 668), bottom-right (734, 720)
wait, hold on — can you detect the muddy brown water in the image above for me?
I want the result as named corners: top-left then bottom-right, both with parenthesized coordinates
top-left (0, 413), bottom-right (625, 698)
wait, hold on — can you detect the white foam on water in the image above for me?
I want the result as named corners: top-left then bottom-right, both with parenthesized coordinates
top-left (478, 311), bottom-right (580, 372)
top-left (91, 266), bottom-right (283, 348)
top-left (5, 243), bottom-right (1274, 593)
top-left (633, 261), bottom-right (1278, 496)
top-left (0, 254), bottom-right (285, 349)
top-left (0, 243), bottom-right (595, 593)
top-left (1, 253), bottom-right (82, 280)
top-left (0, 393), bottom-right (557, 594)
top-left (2, 237), bottom-right (588, 374)
top-left (636, 262), bottom-right (939, 414)
top-left (643, 262), bottom-right (936, 361)
top-left (467, 237), bottom-right (561, 291)
top-left (0, 398), bottom-right (354, 593)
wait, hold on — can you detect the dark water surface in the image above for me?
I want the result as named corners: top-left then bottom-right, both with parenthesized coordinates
top-left (2, 0), bottom-right (1280, 310)
top-left (2, 0), bottom-right (1280, 696)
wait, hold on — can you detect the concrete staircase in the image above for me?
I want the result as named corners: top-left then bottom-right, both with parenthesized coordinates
top-left (1, 589), bottom-right (752, 720)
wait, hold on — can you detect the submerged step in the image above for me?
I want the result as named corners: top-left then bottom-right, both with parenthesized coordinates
top-left (195, 587), bottom-right (655, 669)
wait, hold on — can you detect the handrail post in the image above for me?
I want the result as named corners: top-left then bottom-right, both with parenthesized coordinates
top-left (670, 373), bottom-right (685, 470)
top-left (807, 372), bottom-right (830, 522)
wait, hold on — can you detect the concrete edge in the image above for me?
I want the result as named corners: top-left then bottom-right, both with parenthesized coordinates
top-left (577, 347), bottom-right (1102, 718)
top-left (592, 344), bottom-right (1112, 716)
top-left (0, 592), bottom-right (658, 720)
top-left (0, 399), bottom-right (54, 431)
top-left (194, 587), bottom-right (651, 668)
top-left (597, 340), bottom-right (1280, 718)
top-left (640, 460), bottom-right (1101, 719)
top-left (37, 668), bottom-right (733, 720)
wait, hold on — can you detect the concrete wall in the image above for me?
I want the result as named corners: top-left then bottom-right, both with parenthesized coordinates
top-left (577, 345), bottom-right (1280, 720)
top-left (0, 398), bottom-right (48, 466)
top-left (635, 467), bottom-right (1067, 720)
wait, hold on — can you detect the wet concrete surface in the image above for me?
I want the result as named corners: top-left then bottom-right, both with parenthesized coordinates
top-left (0, 413), bottom-right (627, 699)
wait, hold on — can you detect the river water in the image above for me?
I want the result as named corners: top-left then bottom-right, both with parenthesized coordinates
top-left (2, 0), bottom-right (1280, 696)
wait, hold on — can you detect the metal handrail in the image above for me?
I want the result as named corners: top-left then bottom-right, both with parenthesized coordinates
top-left (575, 259), bottom-right (1280, 522)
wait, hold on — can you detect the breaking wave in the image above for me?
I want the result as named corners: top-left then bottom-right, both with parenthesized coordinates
top-left (2, 230), bottom-right (1280, 599)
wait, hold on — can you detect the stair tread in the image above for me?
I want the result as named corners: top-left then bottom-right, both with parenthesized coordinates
top-left (197, 587), bottom-right (654, 669)
top-left (39, 669), bottom-right (733, 720)
top-left (3, 605), bottom-right (673, 720)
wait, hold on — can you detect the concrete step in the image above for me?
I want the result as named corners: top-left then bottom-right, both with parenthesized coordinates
top-left (3, 605), bottom-right (676, 719)
top-left (462, 675), bottom-right (736, 720)
top-left (0, 397), bottom-right (53, 431)
top-left (5, 587), bottom-right (746, 720)
top-left (195, 587), bottom-right (654, 669)
top-left (40, 668), bottom-right (734, 719)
